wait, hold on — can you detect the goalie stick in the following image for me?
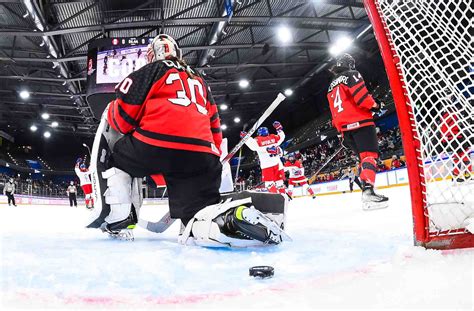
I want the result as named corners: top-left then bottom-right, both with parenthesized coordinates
top-left (139, 92), bottom-right (287, 234)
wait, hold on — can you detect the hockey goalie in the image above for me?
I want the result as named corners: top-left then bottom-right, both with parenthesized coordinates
top-left (86, 34), bottom-right (289, 247)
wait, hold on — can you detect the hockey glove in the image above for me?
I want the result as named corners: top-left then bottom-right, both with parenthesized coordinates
top-left (240, 131), bottom-right (247, 139)
top-left (370, 100), bottom-right (384, 112)
top-left (273, 121), bottom-right (283, 132)
top-left (266, 146), bottom-right (280, 157)
top-left (76, 157), bottom-right (83, 164)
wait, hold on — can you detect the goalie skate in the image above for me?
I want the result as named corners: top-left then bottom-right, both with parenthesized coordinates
top-left (232, 205), bottom-right (292, 244)
top-left (100, 222), bottom-right (135, 241)
top-left (362, 187), bottom-right (388, 211)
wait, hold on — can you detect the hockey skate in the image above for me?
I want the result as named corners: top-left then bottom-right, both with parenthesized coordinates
top-left (219, 204), bottom-right (291, 245)
top-left (100, 207), bottom-right (138, 241)
top-left (361, 186), bottom-right (388, 211)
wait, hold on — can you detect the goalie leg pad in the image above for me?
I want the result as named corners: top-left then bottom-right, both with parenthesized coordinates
top-left (87, 104), bottom-right (123, 228)
top-left (179, 192), bottom-right (289, 247)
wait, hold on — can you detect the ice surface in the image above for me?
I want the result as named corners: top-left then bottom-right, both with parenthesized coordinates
top-left (1, 185), bottom-right (472, 309)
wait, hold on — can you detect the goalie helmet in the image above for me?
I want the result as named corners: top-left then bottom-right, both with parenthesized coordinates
top-left (146, 34), bottom-right (182, 63)
top-left (335, 53), bottom-right (355, 70)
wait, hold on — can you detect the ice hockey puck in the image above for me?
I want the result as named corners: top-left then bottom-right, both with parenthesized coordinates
top-left (249, 266), bottom-right (274, 278)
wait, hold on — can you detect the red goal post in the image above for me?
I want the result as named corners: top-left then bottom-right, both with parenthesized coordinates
top-left (364, 0), bottom-right (474, 249)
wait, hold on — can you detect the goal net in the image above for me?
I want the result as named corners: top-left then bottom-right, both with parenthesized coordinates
top-left (365, 0), bottom-right (474, 249)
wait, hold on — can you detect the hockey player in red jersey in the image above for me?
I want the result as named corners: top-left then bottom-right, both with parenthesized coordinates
top-left (283, 153), bottom-right (316, 199)
top-left (327, 53), bottom-right (388, 209)
top-left (87, 34), bottom-right (289, 246)
top-left (74, 158), bottom-right (94, 209)
top-left (241, 122), bottom-right (286, 194)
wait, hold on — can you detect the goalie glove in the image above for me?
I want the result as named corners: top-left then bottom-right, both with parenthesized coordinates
top-left (240, 131), bottom-right (247, 139)
top-left (273, 121), bottom-right (283, 132)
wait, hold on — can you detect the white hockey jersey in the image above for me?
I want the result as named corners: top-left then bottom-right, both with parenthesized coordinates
top-left (245, 132), bottom-right (285, 169)
top-left (74, 166), bottom-right (92, 186)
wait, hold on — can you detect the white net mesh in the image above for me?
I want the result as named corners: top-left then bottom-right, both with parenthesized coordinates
top-left (376, 0), bottom-right (474, 233)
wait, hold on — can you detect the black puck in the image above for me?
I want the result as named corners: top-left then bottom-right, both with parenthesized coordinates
top-left (249, 266), bottom-right (274, 278)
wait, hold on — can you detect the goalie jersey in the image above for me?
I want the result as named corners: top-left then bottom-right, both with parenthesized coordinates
top-left (327, 70), bottom-right (377, 132)
top-left (107, 59), bottom-right (222, 156)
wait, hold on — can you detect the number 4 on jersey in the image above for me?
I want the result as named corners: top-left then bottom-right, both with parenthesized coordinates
top-left (333, 86), bottom-right (343, 113)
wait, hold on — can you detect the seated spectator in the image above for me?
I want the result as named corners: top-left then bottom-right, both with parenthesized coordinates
top-left (390, 155), bottom-right (405, 169)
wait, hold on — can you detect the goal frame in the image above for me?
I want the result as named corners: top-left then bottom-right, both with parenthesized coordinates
top-left (364, 0), bottom-right (474, 249)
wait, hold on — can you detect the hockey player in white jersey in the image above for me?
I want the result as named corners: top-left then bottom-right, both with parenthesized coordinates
top-left (283, 153), bottom-right (316, 199)
top-left (241, 121), bottom-right (286, 194)
top-left (74, 158), bottom-right (94, 209)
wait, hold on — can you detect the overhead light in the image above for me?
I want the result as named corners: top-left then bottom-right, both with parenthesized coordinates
top-left (221, 124), bottom-right (228, 130)
top-left (234, 117), bottom-right (241, 123)
top-left (19, 90), bottom-right (30, 99)
top-left (30, 125), bottom-right (38, 132)
top-left (239, 79), bottom-right (249, 88)
top-left (43, 131), bottom-right (51, 138)
top-left (277, 26), bottom-right (292, 43)
top-left (329, 36), bottom-right (353, 56)
top-left (220, 104), bottom-right (228, 111)
top-left (57, 75), bottom-right (61, 78)
top-left (51, 121), bottom-right (59, 128)
top-left (41, 113), bottom-right (50, 120)
top-left (284, 88), bottom-right (293, 96)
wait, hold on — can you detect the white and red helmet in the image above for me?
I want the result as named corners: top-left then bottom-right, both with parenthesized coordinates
top-left (146, 34), bottom-right (182, 63)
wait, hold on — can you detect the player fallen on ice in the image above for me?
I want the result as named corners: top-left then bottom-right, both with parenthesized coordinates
top-left (3, 177), bottom-right (17, 207)
top-left (86, 34), bottom-right (289, 246)
top-left (283, 153), bottom-right (316, 199)
top-left (241, 123), bottom-right (286, 194)
top-left (326, 53), bottom-right (388, 210)
top-left (74, 158), bottom-right (94, 209)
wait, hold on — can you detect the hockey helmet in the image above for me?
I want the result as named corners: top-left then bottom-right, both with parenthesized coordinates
top-left (335, 53), bottom-right (355, 70)
top-left (257, 127), bottom-right (269, 136)
top-left (147, 34), bottom-right (182, 63)
top-left (288, 153), bottom-right (296, 162)
top-left (9, 178), bottom-right (13, 183)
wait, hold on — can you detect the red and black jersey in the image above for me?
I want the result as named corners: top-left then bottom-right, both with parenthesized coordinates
top-left (108, 59), bottom-right (222, 156)
top-left (327, 70), bottom-right (376, 132)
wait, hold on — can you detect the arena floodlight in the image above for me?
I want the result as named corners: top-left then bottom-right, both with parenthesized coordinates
top-left (41, 113), bottom-right (50, 120)
top-left (221, 124), bottom-right (228, 130)
top-left (220, 104), bottom-right (228, 110)
top-left (51, 121), bottom-right (59, 128)
top-left (329, 36), bottom-right (353, 56)
top-left (284, 88), bottom-right (293, 96)
top-left (30, 125), bottom-right (38, 132)
top-left (234, 117), bottom-right (241, 123)
top-left (19, 90), bottom-right (30, 99)
top-left (239, 79), bottom-right (249, 88)
top-left (43, 131), bottom-right (51, 138)
top-left (277, 26), bottom-right (292, 43)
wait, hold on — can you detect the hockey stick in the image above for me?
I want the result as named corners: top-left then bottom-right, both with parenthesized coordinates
top-left (221, 92), bottom-right (286, 165)
top-left (140, 93), bottom-right (286, 234)
top-left (308, 145), bottom-right (344, 184)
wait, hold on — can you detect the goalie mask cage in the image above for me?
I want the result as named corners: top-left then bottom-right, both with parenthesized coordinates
top-left (364, 0), bottom-right (473, 249)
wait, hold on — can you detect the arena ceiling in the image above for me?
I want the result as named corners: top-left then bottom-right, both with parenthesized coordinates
top-left (0, 0), bottom-right (379, 148)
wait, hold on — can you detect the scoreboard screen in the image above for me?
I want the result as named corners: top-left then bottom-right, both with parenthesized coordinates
top-left (86, 37), bottom-right (153, 118)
